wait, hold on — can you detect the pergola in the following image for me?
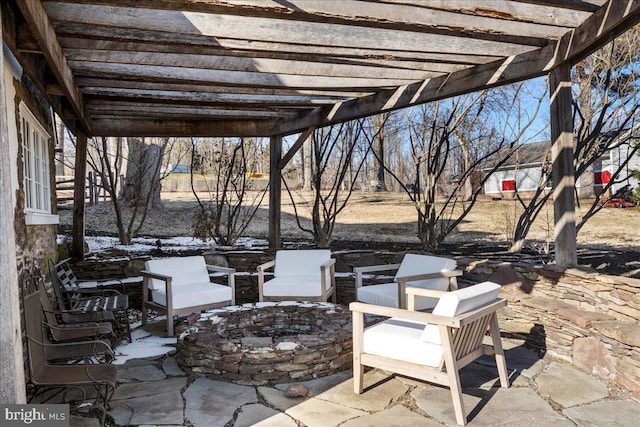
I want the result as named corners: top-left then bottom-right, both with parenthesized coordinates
top-left (1, 0), bottom-right (640, 401)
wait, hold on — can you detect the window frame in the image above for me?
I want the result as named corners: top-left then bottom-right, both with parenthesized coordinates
top-left (19, 102), bottom-right (58, 225)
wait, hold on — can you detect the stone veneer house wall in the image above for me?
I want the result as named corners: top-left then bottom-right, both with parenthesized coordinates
top-left (2, 45), bottom-right (58, 275)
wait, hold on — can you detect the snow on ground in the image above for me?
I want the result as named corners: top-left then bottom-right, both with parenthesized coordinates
top-left (112, 321), bottom-right (177, 365)
top-left (57, 235), bottom-right (270, 255)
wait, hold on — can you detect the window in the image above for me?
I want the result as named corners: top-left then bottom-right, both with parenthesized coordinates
top-left (20, 103), bottom-right (57, 225)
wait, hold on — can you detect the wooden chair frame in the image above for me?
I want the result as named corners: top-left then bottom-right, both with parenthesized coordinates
top-left (351, 287), bottom-right (509, 426)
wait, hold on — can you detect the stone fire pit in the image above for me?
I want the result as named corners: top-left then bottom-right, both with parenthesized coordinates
top-left (175, 302), bottom-right (352, 386)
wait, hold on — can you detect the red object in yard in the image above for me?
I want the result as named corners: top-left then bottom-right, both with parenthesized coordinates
top-left (601, 198), bottom-right (636, 208)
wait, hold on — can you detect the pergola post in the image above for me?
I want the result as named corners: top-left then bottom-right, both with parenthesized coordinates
top-left (550, 62), bottom-right (577, 268)
top-left (269, 135), bottom-right (282, 249)
top-left (0, 9), bottom-right (27, 403)
top-left (71, 130), bottom-right (88, 261)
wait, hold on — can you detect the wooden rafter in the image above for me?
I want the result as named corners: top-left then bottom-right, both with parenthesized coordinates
top-left (16, 0), bottom-right (89, 131)
top-left (274, 0), bottom-right (640, 136)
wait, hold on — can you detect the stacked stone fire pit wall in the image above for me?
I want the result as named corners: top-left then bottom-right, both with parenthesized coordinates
top-left (175, 302), bottom-right (352, 386)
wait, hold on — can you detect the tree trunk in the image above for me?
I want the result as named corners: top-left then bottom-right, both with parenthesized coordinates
top-left (55, 116), bottom-right (65, 176)
top-left (120, 137), bottom-right (165, 209)
top-left (375, 132), bottom-right (387, 191)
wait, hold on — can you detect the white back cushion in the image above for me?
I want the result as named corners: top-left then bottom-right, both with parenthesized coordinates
top-left (145, 256), bottom-right (210, 290)
top-left (421, 281), bottom-right (501, 345)
top-left (273, 250), bottom-right (332, 278)
top-left (395, 254), bottom-right (456, 290)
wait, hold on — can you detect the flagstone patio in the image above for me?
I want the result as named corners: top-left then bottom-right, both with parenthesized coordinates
top-left (69, 320), bottom-right (640, 426)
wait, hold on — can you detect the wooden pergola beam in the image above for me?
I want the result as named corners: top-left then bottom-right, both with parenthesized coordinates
top-left (279, 127), bottom-right (316, 170)
top-left (90, 118), bottom-right (275, 138)
top-left (16, 0), bottom-right (89, 132)
top-left (269, 135), bottom-right (283, 249)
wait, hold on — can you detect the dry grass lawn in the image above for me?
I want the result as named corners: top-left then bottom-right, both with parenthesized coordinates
top-left (58, 190), bottom-right (640, 251)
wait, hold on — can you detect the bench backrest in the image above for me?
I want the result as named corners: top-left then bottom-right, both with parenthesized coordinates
top-left (145, 256), bottom-right (210, 290)
top-left (273, 250), bottom-right (332, 279)
top-left (395, 254), bottom-right (456, 289)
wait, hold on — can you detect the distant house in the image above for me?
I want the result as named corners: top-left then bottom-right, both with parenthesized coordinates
top-left (483, 140), bottom-right (552, 197)
top-left (483, 139), bottom-right (640, 198)
top-left (161, 163), bottom-right (190, 174)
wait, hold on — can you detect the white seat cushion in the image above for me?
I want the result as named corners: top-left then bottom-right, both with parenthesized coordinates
top-left (421, 281), bottom-right (501, 345)
top-left (262, 275), bottom-right (329, 298)
top-left (273, 250), bottom-right (332, 281)
top-left (145, 256), bottom-right (210, 290)
top-left (151, 282), bottom-right (232, 310)
top-left (363, 318), bottom-right (443, 367)
top-left (357, 283), bottom-right (439, 310)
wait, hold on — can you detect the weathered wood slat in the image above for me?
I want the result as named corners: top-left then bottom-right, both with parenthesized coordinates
top-left (82, 88), bottom-right (352, 105)
top-left (90, 118), bottom-right (275, 137)
top-left (75, 78), bottom-right (376, 98)
top-left (44, 0), bottom-right (577, 41)
top-left (44, 3), bottom-right (538, 57)
top-left (60, 38), bottom-right (474, 73)
top-left (63, 49), bottom-right (444, 80)
top-left (68, 61), bottom-right (419, 89)
top-left (56, 32), bottom-right (501, 67)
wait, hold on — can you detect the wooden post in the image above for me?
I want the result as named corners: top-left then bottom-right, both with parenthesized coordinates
top-left (269, 135), bottom-right (282, 249)
top-left (72, 131), bottom-right (88, 261)
top-left (0, 8), bottom-right (27, 403)
top-left (550, 63), bottom-right (577, 267)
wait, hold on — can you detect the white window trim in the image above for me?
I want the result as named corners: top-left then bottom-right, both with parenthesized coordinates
top-left (19, 102), bottom-right (59, 226)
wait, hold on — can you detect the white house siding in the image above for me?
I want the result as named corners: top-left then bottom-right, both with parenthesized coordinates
top-left (606, 144), bottom-right (640, 194)
top-left (484, 166), bottom-right (546, 195)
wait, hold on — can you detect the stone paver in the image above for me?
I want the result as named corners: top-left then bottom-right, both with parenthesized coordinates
top-left (69, 415), bottom-right (101, 427)
top-left (112, 377), bottom-right (187, 400)
top-left (109, 391), bottom-right (184, 425)
top-left (412, 386), bottom-right (574, 426)
top-left (117, 364), bottom-right (167, 383)
top-left (342, 405), bottom-right (440, 427)
top-left (162, 357), bottom-right (186, 377)
top-left (259, 386), bottom-right (367, 427)
top-left (312, 370), bottom-right (409, 411)
top-left (563, 399), bottom-right (640, 426)
top-left (233, 403), bottom-right (298, 427)
top-left (184, 378), bottom-right (256, 427)
top-left (536, 362), bottom-right (610, 407)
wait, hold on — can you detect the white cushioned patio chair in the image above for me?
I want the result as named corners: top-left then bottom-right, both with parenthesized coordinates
top-left (257, 249), bottom-right (336, 302)
top-left (354, 253), bottom-right (461, 310)
top-left (351, 281), bottom-right (510, 426)
top-left (142, 256), bottom-right (235, 336)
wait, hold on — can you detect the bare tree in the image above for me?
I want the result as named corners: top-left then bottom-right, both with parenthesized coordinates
top-left (510, 28), bottom-right (640, 251)
top-left (85, 136), bottom-right (168, 245)
top-left (191, 137), bottom-right (267, 246)
top-left (284, 120), bottom-right (370, 247)
top-left (371, 84), bottom-right (544, 251)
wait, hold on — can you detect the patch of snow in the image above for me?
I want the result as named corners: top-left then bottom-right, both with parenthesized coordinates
top-left (113, 332), bottom-right (176, 365)
top-left (276, 342), bottom-right (299, 351)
